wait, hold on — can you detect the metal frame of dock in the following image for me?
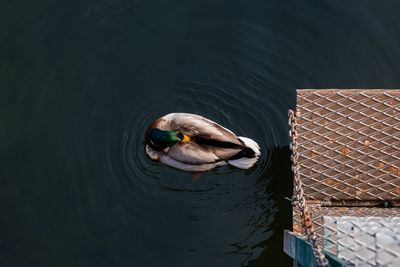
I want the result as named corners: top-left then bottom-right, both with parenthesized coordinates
top-left (284, 89), bottom-right (400, 266)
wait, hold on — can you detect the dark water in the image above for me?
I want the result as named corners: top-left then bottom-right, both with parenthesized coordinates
top-left (1, 1), bottom-right (400, 266)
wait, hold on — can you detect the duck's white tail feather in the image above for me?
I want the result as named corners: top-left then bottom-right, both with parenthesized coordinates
top-left (238, 137), bottom-right (261, 155)
top-left (227, 136), bottom-right (261, 169)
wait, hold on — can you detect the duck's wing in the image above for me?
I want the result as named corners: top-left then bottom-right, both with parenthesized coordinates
top-left (167, 142), bottom-right (242, 165)
top-left (160, 155), bottom-right (227, 172)
top-left (163, 113), bottom-right (243, 146)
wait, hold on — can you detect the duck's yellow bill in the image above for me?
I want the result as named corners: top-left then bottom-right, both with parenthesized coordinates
top-left (181, 134), bottom-right (191, 143)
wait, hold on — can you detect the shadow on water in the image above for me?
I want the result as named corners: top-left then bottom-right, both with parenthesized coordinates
top-left (240, 147), bottom-right (293, 267)
top-left (1, 0), bottom-right (400, 266)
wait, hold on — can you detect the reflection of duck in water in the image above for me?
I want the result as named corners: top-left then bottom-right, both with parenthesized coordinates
top-left (145, 113), bottom-right (260, 172)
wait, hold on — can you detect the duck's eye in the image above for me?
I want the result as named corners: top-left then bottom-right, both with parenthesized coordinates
top-left (150, 140), bottom-right (157, 147)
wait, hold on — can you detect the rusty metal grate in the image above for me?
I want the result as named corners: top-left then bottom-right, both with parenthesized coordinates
top-left (296, 89), bottom-right (400, 200)
top-left (289, 89), bottom-right (400, 266)
top-left (292, 89), bottom-right (400, 244)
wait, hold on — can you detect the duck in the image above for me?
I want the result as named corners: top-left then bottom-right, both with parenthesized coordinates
top-left (144, 113), bottom-right (260, 172)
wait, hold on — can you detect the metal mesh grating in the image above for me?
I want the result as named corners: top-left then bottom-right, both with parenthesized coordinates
top-left (323, 216), bottom-right (400, 266)
top-left (291, 89), bottom-right (400, 255)
top-left (296, 89), bottom-right (400, 200)
top-left (293, 205), bottom-right (400, 243)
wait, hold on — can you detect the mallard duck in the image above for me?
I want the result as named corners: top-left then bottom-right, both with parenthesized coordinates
top-left (144, 113), bottom-right (260, 172)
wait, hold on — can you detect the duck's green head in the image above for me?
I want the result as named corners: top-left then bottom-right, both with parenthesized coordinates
top-left (146, 128), bottom-right (183, 150)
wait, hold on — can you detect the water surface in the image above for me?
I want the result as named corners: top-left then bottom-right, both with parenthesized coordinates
top-left (1, 0), bottom-right (400, 266)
